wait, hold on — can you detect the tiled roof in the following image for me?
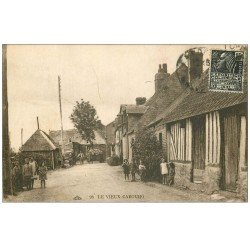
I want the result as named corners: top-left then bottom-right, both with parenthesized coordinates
top-left (158, 71), bottom-right (247, 125)
top-left (21, 129), bottom-right (58, 152)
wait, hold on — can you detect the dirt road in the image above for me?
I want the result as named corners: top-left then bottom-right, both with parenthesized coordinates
top-left (4, 163), bottom-right (241, 202)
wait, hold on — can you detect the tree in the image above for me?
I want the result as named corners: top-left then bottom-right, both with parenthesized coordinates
top-left (132, 127), bottom-right (163, 181)
top-left (70, 100), bottom-right (102, 144)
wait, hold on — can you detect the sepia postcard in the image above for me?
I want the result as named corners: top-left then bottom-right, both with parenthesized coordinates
top-left (2, 44), bottom-right (248, 203)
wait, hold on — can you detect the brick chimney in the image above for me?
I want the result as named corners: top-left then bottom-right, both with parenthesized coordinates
top-left (189, 50), bottom-right (203, 82)
top-left (155, 63), bottom-right (170, 92)
top-left (136, 97), bottom-right (146, 105)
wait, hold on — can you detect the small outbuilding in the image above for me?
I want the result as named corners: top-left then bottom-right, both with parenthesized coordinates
top-left (20, 129), bottom-right (62, 169)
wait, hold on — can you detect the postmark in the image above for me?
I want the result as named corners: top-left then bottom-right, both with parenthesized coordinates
top-left (209, 50), bottom-right (244, 92)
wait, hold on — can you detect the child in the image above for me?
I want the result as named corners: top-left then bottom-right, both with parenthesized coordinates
top-left (160, 158), bottom-right (168, 185)
top-left (38, 161), bottom-right (48, 188)
top-left (130, 158), bottom-right (137, 182)
top-left (168, 161), bottom-right (175, 186)
top-left (122, 159), bottom-right (130, 180)
top-left (138, 160), bottom-right (146, 182)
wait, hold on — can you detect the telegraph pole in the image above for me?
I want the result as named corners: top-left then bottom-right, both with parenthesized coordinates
top-left (2, 45), bottom-right (13, 195)
top-left (37, 117), bottom-right (40, 129)
top-left (58, 75), bottom-right (64, 155)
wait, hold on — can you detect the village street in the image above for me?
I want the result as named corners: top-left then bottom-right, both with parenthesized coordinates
top-left (5, 163), bottom-right (241, 202)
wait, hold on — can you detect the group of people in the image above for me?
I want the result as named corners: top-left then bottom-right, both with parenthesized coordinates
top-left (11, 157), bottom-right (48, 194)
top-left (122, 159), bottom-right (145, 182)
top-left (160, 158), bottom-right (175, 186)
top-left (122, 158), bottom-right (175, 186)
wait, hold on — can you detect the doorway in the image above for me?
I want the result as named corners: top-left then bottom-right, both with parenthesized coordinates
top-left (221, 109), bottom-right (240, 191)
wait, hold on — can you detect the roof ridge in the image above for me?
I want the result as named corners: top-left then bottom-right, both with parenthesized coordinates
top-left (40, 130), bottom-right (57, 150)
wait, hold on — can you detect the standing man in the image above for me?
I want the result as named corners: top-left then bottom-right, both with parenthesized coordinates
top-left (23, 158), bottom-right (33, 190)
top-left (29, 157), bottom-right (38, 189)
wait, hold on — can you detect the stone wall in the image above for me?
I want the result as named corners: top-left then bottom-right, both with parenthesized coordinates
top-left (173, 161), bottom-right (222, 194)
top-left (173, 161), bottom-right (192, 187)
top-left (203, 164), bottom-right (221, 194)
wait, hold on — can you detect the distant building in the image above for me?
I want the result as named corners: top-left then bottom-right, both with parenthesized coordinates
top-left (21, 129), bottom-right (61, 170)
top-left (114, 99), bottom-right (147, 162)
top-left (49, 129), bottom-right (106, 159)
top-left (105, 121), bottom-right (116, 157)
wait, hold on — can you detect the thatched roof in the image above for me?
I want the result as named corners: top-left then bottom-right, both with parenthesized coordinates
top-left (21, 129), bottom-right (58, 152)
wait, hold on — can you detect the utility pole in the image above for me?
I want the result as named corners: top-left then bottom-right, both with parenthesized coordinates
top-left (58, 75), bottom-right (64, 155)
top-left (2, 45), bottom-right (13, 195)
top-left (37, 116), bottom-right (40, 129)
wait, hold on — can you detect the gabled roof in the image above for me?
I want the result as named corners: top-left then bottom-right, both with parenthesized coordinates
top-left (156, 70), bottom-right (247, 125)
top-left (120, 104), bottom-right (147, 114)
top-left (49, 129), bottom-right (106, 145)
top-left (21, 129), bottom-right (58, 152)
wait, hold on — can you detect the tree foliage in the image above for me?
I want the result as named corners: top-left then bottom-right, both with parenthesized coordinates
top-left (132, 127), bottom-right (163, 181)
top-left (70, 100), bottom-right (102, 144)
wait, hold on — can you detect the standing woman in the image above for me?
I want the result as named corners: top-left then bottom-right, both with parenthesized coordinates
top-left (160, 158), bottom-right (168, 185)
top-left (38, 161), bottom-right (48, 188)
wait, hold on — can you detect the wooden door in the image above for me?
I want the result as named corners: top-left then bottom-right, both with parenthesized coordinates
top-left (222, 110), bottom-right (239, 191)
top-left (192, 116), bottom-right (206, 170)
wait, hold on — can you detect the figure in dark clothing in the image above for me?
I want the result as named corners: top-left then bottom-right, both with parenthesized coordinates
top-left (12, 161), bottom-right (22, 192)
top-left (130, 158), bottom-right (137, 182)
top-left (122, 159), bottom-right (130, 180)
top-left (22, 158), bottom-right (33, 190)
top-left (168, 161), bottom-right (175, 186)
top-left (38, 161), bottom-right (48, 188)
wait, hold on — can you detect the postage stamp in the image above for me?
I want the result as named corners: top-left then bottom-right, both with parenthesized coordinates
top-left (209, 50), bottom-right (244, 92)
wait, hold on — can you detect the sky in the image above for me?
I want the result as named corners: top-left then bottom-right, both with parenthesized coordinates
top-left (7, 44), bottom-right (227, 150)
